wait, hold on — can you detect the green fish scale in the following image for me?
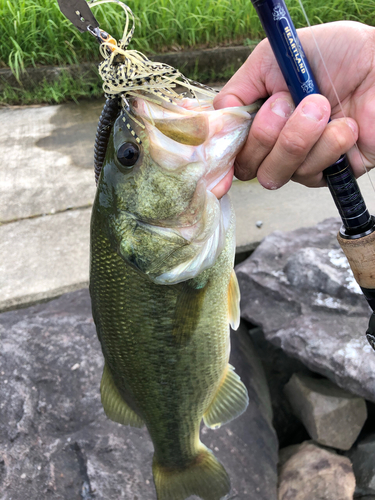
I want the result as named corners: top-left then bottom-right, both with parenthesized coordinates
top-left (90, 202), bottom-right (234, 468)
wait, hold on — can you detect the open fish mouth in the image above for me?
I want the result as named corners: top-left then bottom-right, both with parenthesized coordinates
top-left (93, 92), bottom-right (262, 286)
top-left (133, 96), bottom-right (261, 194)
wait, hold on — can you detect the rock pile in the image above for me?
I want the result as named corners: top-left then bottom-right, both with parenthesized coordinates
top-left (237, 218), bottom-right (375, 402)
top-left (236, 218), bottom-right (375, 499)
top-left (284, 373), bottom-right (367, 451)
top-left (278, 442), bottom-right (356, 500)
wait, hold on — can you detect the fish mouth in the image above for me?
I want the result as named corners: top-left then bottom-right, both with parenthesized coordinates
top-left (152, 194), bottom-right (232, 285)
top-left (131, 96), bottom-right (260, 207)
top-left (118, 209), bottom-right (199, 242)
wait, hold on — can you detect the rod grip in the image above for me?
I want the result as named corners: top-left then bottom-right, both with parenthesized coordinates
top-left (337, 231), bottom-right (375, 289)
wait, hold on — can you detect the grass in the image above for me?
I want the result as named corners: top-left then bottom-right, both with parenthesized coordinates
top-left (0, 70), bottom-right (104, 106)
top-left (0, 63), bottom-right (236, 105)
top-left (0, 0), bottom-right (374, 105)
top-left (1, 0), bottom-right (374, 78)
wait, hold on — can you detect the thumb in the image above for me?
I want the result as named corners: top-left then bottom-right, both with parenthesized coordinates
top-left (213, 93), bottom-right (245, 109)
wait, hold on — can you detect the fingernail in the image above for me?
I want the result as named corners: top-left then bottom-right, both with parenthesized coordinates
top-left (302, 102), bottom-right (325, 122)
top-left (215, 94), bottom-right (244, 109)
top-left (347, 119), bottom-right (357, 135)
top-left (271, 98), bottom-right (294, 118)
top-left (260, 179), bottom-right (280, 190)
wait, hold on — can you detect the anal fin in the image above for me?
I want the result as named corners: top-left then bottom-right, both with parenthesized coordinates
top-left (203, 364), bottom-right (248, 429)
top-left (228, 270), bottom-right (240, 330)
top-left (100, 363), bottom-right (144, 428)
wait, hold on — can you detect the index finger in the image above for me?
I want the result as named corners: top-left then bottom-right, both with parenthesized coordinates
top-left (213, 39), bottom-right (288, 110)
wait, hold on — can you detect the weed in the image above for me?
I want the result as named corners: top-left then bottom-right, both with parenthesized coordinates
top-left (1, 0), bottom-right (373, 72)
top-left (1, 0), bottom-right (373, 105)
top-left (0, 70), bottom-right (103, 105)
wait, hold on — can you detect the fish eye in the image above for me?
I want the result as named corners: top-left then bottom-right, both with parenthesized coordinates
top-left (117, 142), bottom-right (140, 168)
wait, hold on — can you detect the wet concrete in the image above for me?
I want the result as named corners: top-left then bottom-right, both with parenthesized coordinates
top-left (1, 97), bottom-right (375, 311)
top-left (36, 100), bottom-right (105, 171)
top-left (0, 100), bottom-right (104, 223)
top-left (0, 209), bottom-right (90, 312)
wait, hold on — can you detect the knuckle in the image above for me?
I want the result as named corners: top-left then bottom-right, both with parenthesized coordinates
top-left (235, 161), bottom-right (255, 181)
top-left (251, 125), bottom-right (278, 150)
top-left (280, 130), bottom-right (309, 157)
top-left (292, 166), bottom-right (309, 180)
top-left (328, 126), bottom-right (351, 154)
top-left (292, 171), bottom-right (323, 187)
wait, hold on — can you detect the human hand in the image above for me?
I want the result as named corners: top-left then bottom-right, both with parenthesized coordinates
top-left (212, 21), bottom-right (375, 197)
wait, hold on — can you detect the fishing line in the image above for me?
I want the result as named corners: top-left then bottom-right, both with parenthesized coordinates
top-left (297, 0), bottom-right (375, 195)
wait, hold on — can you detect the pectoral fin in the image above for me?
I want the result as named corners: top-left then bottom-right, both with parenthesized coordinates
top-left (203, 364), bottom-right (248, 429)
top-left (100, 363), bottom-right (144, 428)
top-left (228, 270), bottom-right (240, 330)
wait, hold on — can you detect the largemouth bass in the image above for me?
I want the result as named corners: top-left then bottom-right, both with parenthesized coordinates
top-left (90, 94), bottom-right (260, 500)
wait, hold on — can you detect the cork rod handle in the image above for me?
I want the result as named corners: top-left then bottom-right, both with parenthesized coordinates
top-left (337, 231), bottom-right (375, 290)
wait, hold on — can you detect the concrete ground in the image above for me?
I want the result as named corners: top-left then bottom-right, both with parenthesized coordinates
top-left (2, 98), bottom-right (375, 312)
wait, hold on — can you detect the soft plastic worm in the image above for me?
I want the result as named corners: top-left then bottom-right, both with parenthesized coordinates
top-left (94, 98), bottom-right (120, 184)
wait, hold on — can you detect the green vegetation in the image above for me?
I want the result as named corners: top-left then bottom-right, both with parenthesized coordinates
top-left (0, 71), bottom-right (104, 106)
top-left (1, 0), bottom-right (374, 76)
top-left (0, 63), bottom-right (237, 105)
top-left (0, 0), bottom-right (374, 104)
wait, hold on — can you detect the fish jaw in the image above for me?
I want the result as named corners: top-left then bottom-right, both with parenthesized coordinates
top-left (100, 96), bottom-right (259, 284)
top-left (153, 194), bottom-right (231, 285)
top-left (134, 96), bottom-right (254, 192)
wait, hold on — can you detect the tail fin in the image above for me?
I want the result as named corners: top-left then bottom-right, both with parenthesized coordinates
top-left (152, 445), bottom-right (230, 500)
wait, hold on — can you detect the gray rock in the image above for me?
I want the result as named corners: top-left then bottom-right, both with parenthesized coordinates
top-left (347, 434), bottom-right (375, 497)
top-left (278, 441), bottom-right (356, 500)
top-left (284, 373), bottom-right (367, 450)
top-left (0, 289), bottom-right (278, 500)
top-left (247, 325), bottom-right (313, 448)
top-left (237, 218), bottom-right (375, 403)
top-left (278, 444), bottom-right (303, 470)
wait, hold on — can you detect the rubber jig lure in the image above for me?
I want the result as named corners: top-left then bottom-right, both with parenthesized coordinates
top-left (57, 0), bottom-right (218, 183)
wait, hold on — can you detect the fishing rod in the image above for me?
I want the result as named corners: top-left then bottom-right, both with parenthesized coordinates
top-left (250, 0), bottom-right (375, 350)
